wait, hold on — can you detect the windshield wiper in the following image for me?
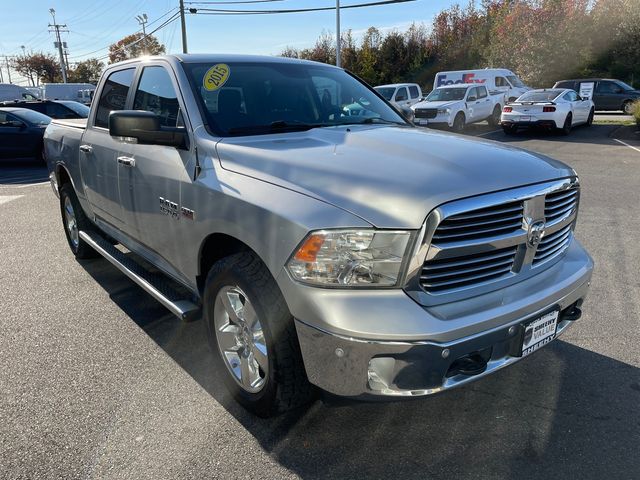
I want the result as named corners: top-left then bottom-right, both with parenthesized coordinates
top-left (228, 120), bottom-right (329, 135)
top-left (338, 117), bottom-right (407, 126)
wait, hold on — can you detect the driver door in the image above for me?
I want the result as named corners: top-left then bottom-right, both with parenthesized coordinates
top-left (116, 63), bottom-right (194, 271)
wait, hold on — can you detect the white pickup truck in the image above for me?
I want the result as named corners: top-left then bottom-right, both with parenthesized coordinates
top-left (412, 84), bottom-right (505, 132)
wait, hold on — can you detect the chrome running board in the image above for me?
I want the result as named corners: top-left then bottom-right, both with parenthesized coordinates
top-left (79, 230), bottom-right (200, 321)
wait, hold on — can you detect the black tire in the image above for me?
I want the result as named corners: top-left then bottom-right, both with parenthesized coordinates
top-left (503, 125), bottom-right (516, 135)
top-left (561, 113), bottom-right (572, 135)
top-left (452, 112), bottom-right (465, 133)
top-left (622, 100), bottom-right (634, 115)
top-left (204, 252), bottom-right (315, 417)
top-left (59, 183), bottom-right (99, 259)
top-left (587, 108), bottom-right (594, 126)
top-left (488, 105), bottom-right (502, 126)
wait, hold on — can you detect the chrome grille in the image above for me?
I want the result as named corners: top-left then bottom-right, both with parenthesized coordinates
top-left (420, 246), bottom-right (517, 293)
top-left (431, 200), bottom-right (524, 244)
top-left (533, 224), bottom-right (572, 265)
top-left (414, 108), bottom-right (437, 119)
top-left (545, 187), bottom-right (578, 223)
top-left (412, 179), bottom-right (580, 304)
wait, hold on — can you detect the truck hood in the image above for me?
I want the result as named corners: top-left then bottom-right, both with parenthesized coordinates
top-left (413, 100), bottom-right (460, 110)
top-left (216, 125), bottom-right (574, 229)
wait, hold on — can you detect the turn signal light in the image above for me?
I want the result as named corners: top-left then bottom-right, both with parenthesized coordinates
top-left (543, 106), bottom-right (556, 112)
top-left (503, 106), bottom-right (512, 112)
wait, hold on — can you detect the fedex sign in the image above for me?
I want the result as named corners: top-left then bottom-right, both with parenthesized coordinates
top-left (437, 73), bottom-right (487, 87)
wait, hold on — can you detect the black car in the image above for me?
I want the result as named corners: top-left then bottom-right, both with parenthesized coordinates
top-left (0, 107), bottom-right (51, 161)
top-left (553, 78), bottom-right (639, 114)
top-left (0, 99), bottom-right (88, 119)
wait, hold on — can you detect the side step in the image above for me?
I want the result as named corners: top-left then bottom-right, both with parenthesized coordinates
top-left (79, 230), bottom-right (201, 321)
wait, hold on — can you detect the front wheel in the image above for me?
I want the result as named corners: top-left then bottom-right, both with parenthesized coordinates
top-left (452, 112), bottom-right (465, 133)
top-left (622, 100), bottom-right (633, 115)
top-left (587, 108), bottom-right (594, 126)
top-left (204, 252), bottom-right (315, 417)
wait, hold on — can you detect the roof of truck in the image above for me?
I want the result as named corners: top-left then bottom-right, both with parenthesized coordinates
top-left (108, 54), bottom-right (337, 69)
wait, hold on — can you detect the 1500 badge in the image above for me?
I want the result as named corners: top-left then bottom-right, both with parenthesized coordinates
top-left (159, 197), bottom-right (195, 220)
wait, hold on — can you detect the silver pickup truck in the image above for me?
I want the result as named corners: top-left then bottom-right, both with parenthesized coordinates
top-left (45, 54), bottom-right (593, 417)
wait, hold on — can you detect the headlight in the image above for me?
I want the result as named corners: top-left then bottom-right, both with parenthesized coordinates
top-left (287, 230), bottom-right (412, 287)
top-left (437, 108), bottom-right (450, 114)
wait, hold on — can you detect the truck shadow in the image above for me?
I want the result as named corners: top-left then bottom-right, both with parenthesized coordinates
top-left (79, 257), bottom-right (639, 480)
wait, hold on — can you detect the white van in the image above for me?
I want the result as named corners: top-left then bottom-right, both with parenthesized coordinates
top-left (0, 83), bottom-right (38, 102)
top-left (374, 83), bottom-right (423, 107)
top-left (42, 83), bottom-right (96, 103)
top-left (434, 69), bottom-right (529, 102)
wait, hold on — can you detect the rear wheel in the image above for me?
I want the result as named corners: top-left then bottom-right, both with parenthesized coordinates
top-left (452, 112), bottom-right (465, 133)
top-left (59, 184), bottom-right (99, 259)
top-left (488, 105), bottom-right (502, 127)
top-left (204, 252), bottom-right (315, 417)
top-left (561, 113), bottom-right (572, 135)
top-left (587, 108), bottom-right (594, 126)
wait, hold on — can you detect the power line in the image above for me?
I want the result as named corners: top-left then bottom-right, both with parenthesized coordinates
top-left (188, 0), bottom-right (416, 14)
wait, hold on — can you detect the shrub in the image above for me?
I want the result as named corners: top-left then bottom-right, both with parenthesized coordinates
top-left (633, 100), bottom-right (640, 128)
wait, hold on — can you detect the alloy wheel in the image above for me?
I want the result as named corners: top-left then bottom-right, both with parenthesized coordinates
top-left (63, 196), bottom-right (79, 249)
top-left (214, 286), bottom-right (269, 393)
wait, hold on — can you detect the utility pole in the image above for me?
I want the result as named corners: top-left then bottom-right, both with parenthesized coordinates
top-left (4, 56), bottom-right (12, 83)
top-left (179, 0), bottom-right (188, 53)
top-left (135, 13), bottom-right (148, 55)
top-left (48, 8), bottom-right (68, 83)
top-left (335, 0), bottom-right (341, 67)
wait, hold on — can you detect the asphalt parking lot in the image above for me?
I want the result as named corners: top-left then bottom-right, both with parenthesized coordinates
top-left (1, 124), bottom-right (639, 479)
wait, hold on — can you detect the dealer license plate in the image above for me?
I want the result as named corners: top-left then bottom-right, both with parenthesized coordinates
top-left (520, 115), bottom-right (531, 122)
top-left (521, 310), bottom-right (559, 357)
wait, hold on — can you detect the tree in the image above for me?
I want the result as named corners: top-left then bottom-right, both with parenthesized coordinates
top-left (108, 33), bottom-right (166, 64)
top-left (68, 58), bottom-right (104, 83)
top-left (13, 52), bottom-right (61, 84)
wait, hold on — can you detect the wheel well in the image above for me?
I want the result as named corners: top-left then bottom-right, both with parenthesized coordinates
top-left (57, 165), bottom-right (71, 189)
top-left (197, 233), bottom-right (253, 293)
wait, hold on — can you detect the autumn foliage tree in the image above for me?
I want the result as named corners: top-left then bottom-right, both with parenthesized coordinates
top-left (68, 58), bottom-right (104, 83)
top-left (13, 52), bottom-right (61, 84)
top-left (281, 0), bottom-right (639, 89)
top-left (108, 33), bottom-right (166, 64)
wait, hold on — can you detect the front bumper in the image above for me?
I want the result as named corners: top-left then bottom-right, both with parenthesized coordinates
top-left (288, 240), bottom-right (593, 397)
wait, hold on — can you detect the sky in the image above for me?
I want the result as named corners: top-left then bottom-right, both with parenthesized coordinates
top-left (0, 0), bottom-right (460, 86)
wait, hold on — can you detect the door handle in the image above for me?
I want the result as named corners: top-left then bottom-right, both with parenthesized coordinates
top-left (117, 156), bottom-right (136, 167)
top-left (79, 144), bottom-right (92, 153)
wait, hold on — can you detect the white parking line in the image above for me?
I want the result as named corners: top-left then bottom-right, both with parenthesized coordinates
top-left (0, 195), bottom-right (23, 205)
top-left (476, 129), bottom-right (503, 137)
top-left (613, 138), bottom-right (640, 153)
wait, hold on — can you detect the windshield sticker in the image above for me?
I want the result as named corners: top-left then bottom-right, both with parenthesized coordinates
top-left (203, 64), bottom-right (230, 92)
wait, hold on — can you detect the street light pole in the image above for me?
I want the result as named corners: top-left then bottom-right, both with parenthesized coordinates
top-left (179, 0), bottom-right (188, 54)
top-left (335, 0), bottom-right (341, 67)
top-left (135, 13), bottom-right (148, 55)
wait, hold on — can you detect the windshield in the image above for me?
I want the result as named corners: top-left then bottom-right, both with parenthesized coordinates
top-left (374, 87), bottom-right (396, 100)
top-left (13, 109), bottom-right (51, 125)
top-left (57, 101), bottom-right (90, 117)
top-left (183, 62), bottom-right (407, 136)
top-left (616, 80), bottom-right (635, 91)
top-left (517, 90), bottom-right (562, 102)
top-left (425, 87), bottom-right (467, 102)
top-left (507, 75), bottom-right (526, 88)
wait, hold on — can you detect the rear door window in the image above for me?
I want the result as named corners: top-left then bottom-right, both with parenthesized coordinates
top-left (133, 66), bottom-right (181, 127)
top-left (395, 87), bottom-right (408, 102)
top-left (408, 85), bottom-right (420, 99)
top-left (94, 68), bottom-right (136, 128)
top-left (477, 86), bottom-right (487, 98)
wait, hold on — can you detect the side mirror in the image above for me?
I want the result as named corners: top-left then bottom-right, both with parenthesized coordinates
top-left (399, 105), bottom-right (414, 122)
top-left (468, 96), bottom-right (477, 102)
top-left (109, 110), bottom-right (187, 149)
top-left (8, 120), bottom-right (26, 129)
